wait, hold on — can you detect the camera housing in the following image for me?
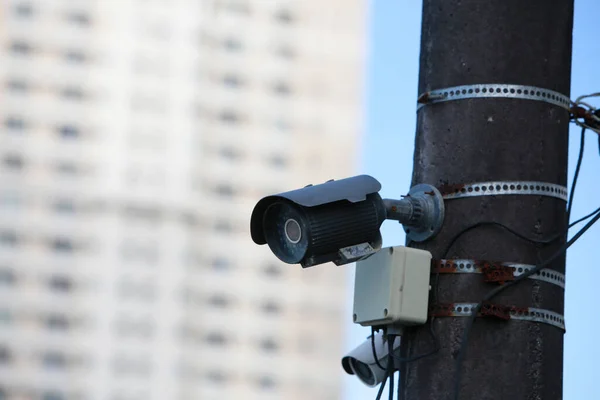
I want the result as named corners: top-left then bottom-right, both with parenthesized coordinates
top-left (250, 174), bottom-right (445, 268)
top-left (251, 175), bottom-right (386, 268)
top-left (341, 330), bottom-right (401, 387)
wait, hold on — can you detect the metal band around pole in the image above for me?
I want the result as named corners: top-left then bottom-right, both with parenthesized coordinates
top-left (417, 84), bottom-right (571, 111)
top-left (440, 181), bottom-right (568, 202)
top-left (433, 259), bottom-right (565, 289)
top-left (430, 303), bottom-right (565, 331)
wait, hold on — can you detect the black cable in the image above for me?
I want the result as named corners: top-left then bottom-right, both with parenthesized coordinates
top-left (397, 364), bottom-right (402, 400)
top-left (567, 127), bottom-right (586, 221)
top-left (388, 336), bottom-right (395, 400)
top-left (569, 206), bottom-right (600, 228)
top-left (389, 318), bottom-right (439, 363)
top-left (442, 221), bottom-right (563, 258)
top-left (375, 369), bottom-right (389, 400)
top-left (371, 327), bottom-right (386, 370)
top-left (451, 210), bottom-right (600, 400)
top-left (388, 269), bottom-right (441, 366)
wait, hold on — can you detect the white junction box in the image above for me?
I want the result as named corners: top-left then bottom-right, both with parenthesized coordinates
top-left (353, 246), bottom-right (432, 327)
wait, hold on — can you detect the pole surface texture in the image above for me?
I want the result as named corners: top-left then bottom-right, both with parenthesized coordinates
top-left (402, 1), bottom-right (574, 399)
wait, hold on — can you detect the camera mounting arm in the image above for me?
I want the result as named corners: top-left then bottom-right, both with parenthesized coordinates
top-left (382, 184), bottom-right (445, 242)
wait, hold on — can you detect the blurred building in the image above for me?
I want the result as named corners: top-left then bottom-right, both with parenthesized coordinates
top-left (0, 1), bottom-right (365, 400)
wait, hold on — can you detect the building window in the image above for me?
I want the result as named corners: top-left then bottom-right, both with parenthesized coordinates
top-left (268, 155), bottom-right (288, 168)
top-left (204, 332), bottom-right (228, 346)
top-left (260, 300), bottom-right (282, 315)
top-left (214, 220), bottom-right (233, 233)
top-left (218, 146), bottom-right (241, 161)
top-left (48, 276), bottom-right (74, 292)
top-left (223, 38), bottom-right (243, 52)
top-left (53, 200), bottom-right (76, 213)
top-left (42, 351), bottom-right (67, 369)
top-left (55, 162), bottom-right (81, 175)
top-left (273, 81), bottom-right (291, 96)
top-left (222, 74), bottom-right (244, 88)
top-left (274, 117), bottom-right (291, 133)
top-left (207, 294), bottom-right (232, 309)
top-left (42, 392), bottom-right (65, 400)
top-left (0, 310), bottom-right (11, 325)
top-left (211, 258), bottom-right (232, 272)
top-left (45, 314), bottom-right (70, 331)
top-left (6, 79), bottom-right (29, 92)
top-left (259, 338), bottom-right (279, 352)
top-left (64, 50), bottom-right (87, 64)
top-left (275, 44), bottom-right (295, 60)
top-left (205, 370), bottom-right (229, 384)
top-left (263, 264), bottom-right (283, 279)
top-left (2, 154), bottom-right (25, 170)
top-left (0, 346), bottom-right (13, 364)
top-left (60, 87), bottom-right (85, 100)
top-left (216, 0), bottom-right (250, 14)
top-left (10, 41), bottom-right (33, 55)
top-left (51, 237), bottom-right (75, 253)
top-left (214, 184), bottom-right (236, 197)
top-left (0, 231), bottom-right (19, 247)
top-left (66, 11), bottom-right (91, 26)
top-left (218, 110), bottom-right (241, 124)
top-left (0, 269), bottom-right (16, 286)
top-left (275, 9), bottom-right (294, 24)
top-left (14, 3), bottom-right (34, 17)
top-left (57, 125), bottom-right (80, 139)
top-left (4, 116), bottom-right (26, 131)
top-left (257, 376), bottom-right (277, 390)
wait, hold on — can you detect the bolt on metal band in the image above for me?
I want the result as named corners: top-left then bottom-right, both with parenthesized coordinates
top-left (440, 181), bottom-right (568, 202)
top-left (417, 84), bottom-right (571, 111)
top-left (433, 259), bottom-right (565, 289)
top-left (431, 303), bottom-right (565, 331)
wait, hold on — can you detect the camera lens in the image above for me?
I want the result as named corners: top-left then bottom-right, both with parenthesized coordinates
top-left (349, 359), bottom-right (375, 386)
top-left (284, 219), bottom-right (302, 243)
top-left (263, 202), bottom-right (309, 264)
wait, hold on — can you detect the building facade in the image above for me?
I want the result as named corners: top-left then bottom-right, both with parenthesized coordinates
top-left (0, 1), bottom-right (366, 399)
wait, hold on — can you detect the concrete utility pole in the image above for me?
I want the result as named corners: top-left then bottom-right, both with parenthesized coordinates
top-left (401, 1), bottom-right (574, 399)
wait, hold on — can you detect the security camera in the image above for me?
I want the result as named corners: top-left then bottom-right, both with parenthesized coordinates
top-left (342, 330), bottom-right (401, 387)
top-left (250, 175), bottom-right (444, 267)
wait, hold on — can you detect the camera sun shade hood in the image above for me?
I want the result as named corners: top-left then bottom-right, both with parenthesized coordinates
top-left (250, 175), bottom-right (382, 245)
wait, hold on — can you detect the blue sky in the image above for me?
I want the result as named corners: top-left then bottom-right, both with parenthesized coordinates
top-left (344, 1), bottom-right (600, 398)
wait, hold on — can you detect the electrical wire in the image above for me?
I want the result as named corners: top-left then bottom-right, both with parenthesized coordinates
top-left (375, 365), bottom-right (389, 400)
top-left (388, 336), bottom-right (395, 400)
top-left (569, 206), bottom-right (600, 228)
top-left (371, 327), bottom-right (386, 370)
top-left (397, 359), bottom-right (402, 400)
top-left (570, 93), bottom-right (600, 138)
top-left (388, 318), bottom-right (439, 363)
top-left (451, 210), bottom-right (600, 400)
top-left (442, 221), bottom-right (562, 258)
top-left (567, 127), bottom-right (586, 221)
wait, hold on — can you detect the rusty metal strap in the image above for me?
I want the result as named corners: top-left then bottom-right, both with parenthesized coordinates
top-left (439, 181), bottom-right (568, 202)
top-left (432, 259), bottom-right (565, 289)
top-left (430, 302), bottom-right (565, 331)
top-left (416, 83), bottom-right (571, 111)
